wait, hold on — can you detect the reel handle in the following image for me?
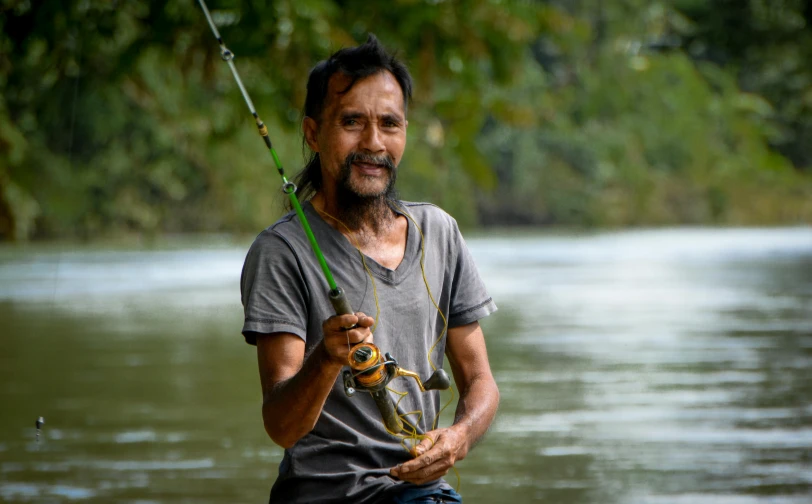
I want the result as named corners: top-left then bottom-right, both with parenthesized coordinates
top-left (394, 367), bottom-right (451, 392)
top-left (422, 369), bottom-right (451, 391)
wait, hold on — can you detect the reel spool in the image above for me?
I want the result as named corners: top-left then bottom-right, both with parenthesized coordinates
top-left (342, 343), bottom-right (451, 434)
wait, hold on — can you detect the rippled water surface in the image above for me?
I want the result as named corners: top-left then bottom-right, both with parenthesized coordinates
top-left (1, 228), bottom-right (810, 503)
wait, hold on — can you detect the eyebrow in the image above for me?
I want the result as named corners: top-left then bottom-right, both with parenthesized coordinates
top-left (340, 112), bottom-right (364, 122)
top-left (339, 111), bottom-right (404, 123)
top-left (380, 113), bottom-right (404, 124)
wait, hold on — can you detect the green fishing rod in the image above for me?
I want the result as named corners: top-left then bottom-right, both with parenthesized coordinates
top-left (197, 0), bottom-right (450, 435)
top-left (196, 0), bottom-right (353, 316)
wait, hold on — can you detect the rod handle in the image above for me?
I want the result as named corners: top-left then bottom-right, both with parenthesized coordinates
top-left (329, 287), bottom-right (354, 316)
top-left (371, 388), bottom-right (403, 434)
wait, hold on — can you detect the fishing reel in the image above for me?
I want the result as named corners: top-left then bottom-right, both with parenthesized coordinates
top-left (342, 342), bottom-right (450, 434)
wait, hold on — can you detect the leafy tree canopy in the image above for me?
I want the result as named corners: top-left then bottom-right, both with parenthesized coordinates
top-left (1, 0), bottom-right (810, 241)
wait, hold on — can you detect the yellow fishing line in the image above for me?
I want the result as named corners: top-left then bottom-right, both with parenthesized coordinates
top-left (392, 202), bottom-right (455, 431)
top-left (314, 201), bottom-right (462, 492)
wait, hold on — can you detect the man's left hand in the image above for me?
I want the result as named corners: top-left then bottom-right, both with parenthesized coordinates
top-left (389, 426), bottom-right (468, 485)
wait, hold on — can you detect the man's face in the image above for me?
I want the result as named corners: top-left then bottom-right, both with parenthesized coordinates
top-left (304, 71), bottom-right (408, 199)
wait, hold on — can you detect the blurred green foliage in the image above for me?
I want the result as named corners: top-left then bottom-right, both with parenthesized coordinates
top-left (1, 0), bottom-right (810, 240)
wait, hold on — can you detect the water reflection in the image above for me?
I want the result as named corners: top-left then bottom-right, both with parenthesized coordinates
top-left (0, 228), bottom-right (810, 503)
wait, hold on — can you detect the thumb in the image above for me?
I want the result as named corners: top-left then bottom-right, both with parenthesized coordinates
top-left (412, 436), bottom-right (435, 457)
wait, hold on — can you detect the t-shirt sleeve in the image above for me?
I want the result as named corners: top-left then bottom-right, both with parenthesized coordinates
top-left (240, 229), bottom-right (310, 345)
top-left (447, 220), bottom-right (497, 328)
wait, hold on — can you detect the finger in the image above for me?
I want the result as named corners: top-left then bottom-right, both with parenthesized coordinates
top-left (412, 436), bottom-right (434, 457)
top-left (400, 466), bottom-right (450, 486)
top-left (324, 313), bottom-right (359, 332)
top-left (346, 327), bottom-right (372, 346)
top-left (391, 452), bottom-right (450, 484)
top-left (394, 442), bottom-right (443, 475)
top-left (405, 433), bottom-right (436, 459)
top-left (353, 312), bottom-right (375, 328)
top-left (397, 453), bottom-right (436, 475)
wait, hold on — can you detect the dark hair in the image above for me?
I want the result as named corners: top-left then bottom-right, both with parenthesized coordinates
top-left (289, 34), bottom-right (413, 207)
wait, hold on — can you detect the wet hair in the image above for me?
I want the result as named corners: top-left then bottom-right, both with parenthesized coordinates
top-left (289, 34), bottom-right (412, 207)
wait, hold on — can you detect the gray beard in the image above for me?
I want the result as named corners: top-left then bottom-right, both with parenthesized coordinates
top-left (335, 154), bottom-right (398, 234)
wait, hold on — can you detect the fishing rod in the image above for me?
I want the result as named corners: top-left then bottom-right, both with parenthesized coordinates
top-left (196, 0), bottom-right (449, 435)
top-left (196, 0), bottom-right (350, 316)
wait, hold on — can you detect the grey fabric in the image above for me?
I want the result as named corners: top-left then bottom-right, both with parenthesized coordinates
top-left (240, 200), bottom-right (496, 504)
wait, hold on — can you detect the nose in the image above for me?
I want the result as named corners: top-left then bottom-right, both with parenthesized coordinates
top-left (359, 124), bottom-right (385, 154)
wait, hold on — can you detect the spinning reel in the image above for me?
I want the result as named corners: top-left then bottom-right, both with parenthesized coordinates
top-left (343, 343), bottom-right (450, 434)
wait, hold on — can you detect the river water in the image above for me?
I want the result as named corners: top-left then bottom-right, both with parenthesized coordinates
top-left (1, 228), bottom-right (810, 503)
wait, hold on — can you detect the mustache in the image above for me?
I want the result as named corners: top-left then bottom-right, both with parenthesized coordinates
top-left (344, 152), bottom-right (395, 171)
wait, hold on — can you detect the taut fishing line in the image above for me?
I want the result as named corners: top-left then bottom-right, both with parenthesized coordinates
top-left (36, 26), bottom-right (83, 447)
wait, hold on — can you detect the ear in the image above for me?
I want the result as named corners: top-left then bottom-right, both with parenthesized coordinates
top-left (303, 116), bottom-right (320, 153)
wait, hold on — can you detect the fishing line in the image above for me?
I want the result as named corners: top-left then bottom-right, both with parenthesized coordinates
top-left (314, 203), bottom-right (456, 441)
top-left (36, 26), bottom-right (84, 446)
top-left (197, 1), bottom-right (461, 489)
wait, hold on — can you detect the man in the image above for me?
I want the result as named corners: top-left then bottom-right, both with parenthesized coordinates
top-left (240, 35), bottom-right (499, 504)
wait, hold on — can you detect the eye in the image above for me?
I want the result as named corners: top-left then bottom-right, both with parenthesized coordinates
top-left (344, 119), bottom-right (357, 126)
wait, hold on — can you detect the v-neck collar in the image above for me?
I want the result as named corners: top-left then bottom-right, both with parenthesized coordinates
top-left (303, 201), bottom-right (420, 286)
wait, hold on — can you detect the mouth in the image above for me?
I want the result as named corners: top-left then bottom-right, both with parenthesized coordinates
top-left (352, 161), bottom-right (388, 176)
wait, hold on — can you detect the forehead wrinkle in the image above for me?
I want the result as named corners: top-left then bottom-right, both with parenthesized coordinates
top-left (323, 71), bottom-right (405, 120)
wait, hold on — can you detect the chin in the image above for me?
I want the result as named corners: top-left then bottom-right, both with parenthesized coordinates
top-left (348, 175), bottom-right (392, 198)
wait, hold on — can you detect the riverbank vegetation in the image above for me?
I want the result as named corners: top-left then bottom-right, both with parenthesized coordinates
top-left (2, 0), bottom-right (811, 240)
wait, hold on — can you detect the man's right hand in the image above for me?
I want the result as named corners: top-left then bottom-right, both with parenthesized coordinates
top-left (321, 312), bottom-right (375, 366)
top-left (257, 311), bottom-right (374, 448)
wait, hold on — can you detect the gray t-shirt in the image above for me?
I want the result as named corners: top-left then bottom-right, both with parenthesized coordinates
top-left (241, 200), bottom-right (496, 504)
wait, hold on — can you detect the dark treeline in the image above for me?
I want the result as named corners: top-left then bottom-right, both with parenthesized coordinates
top-left (1, 0), bottom-right (811, 241)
